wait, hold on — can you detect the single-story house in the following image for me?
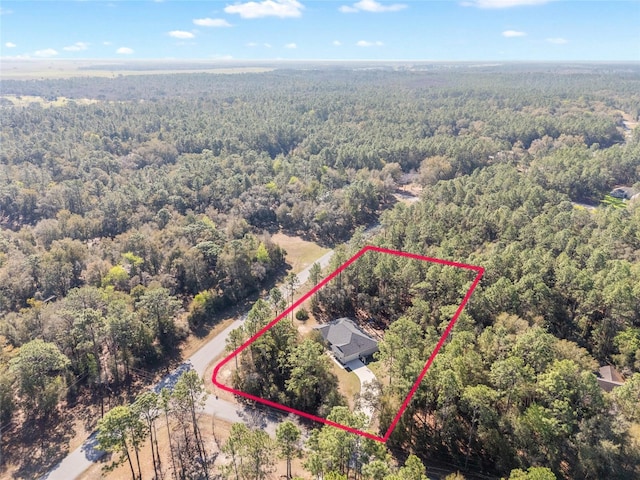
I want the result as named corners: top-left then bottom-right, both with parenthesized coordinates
top-left (609, 187), bottom-right (638, 200)
top-left (597, 365), bottom-right (625, 392)
top-left (315, 318), bottom-right (379, 364)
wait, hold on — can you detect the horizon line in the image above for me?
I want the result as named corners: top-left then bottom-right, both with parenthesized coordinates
top-left (2, 58), bottom-right (640, 64)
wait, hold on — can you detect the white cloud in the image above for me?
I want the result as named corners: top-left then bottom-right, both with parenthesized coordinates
top-left (63, 42), bottom-right (89, 52)
top-left (246, 42), bottom-right (259, 47)
top-left (193, 18), bottom-right (232, 27)
top-left (284, 42), bottom-right (297, 49)
top-left (461, 0), bottom-right (552, 8)
top-left (502, 30), bottom-right (526, 37)
top-left (103, 41), bottom-right (112, 46)
top-left (5, 42), bottom-right (16, 48)
top-left (0, 7), bottom-right (13, 15)
top-left (264, 43), bottom-right (272, 48)
top-left (116, 47), bottom-right (134, 54)
top-left (356, 40), bottom-right (384, 47)
top-left (169, 30), bottom-right (195, 39)
top-left (546, 37), bottom-right (568, 44)
top-left (340, 0), bottom-right (407, 13)
top-left (225, 0), bottom-right (304, 19)
top-left (333, 40), bottom-right (342, 46)
top-left (34, 48), bottom-right (58, 57)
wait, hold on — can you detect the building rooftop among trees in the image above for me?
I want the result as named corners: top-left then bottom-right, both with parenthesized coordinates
top-left (316, 318), bottom-right (379, 364)
top-left (597, 365), bottom-right (625, 392)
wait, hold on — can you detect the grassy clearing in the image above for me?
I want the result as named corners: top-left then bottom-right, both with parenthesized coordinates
top-left (330, 359), bottom-right (361, 409)
top-left (601, 194), bottom-right (627, 209)
top-left (393, 182), bottom-right (423, 205)
top-left (272, 232), bottom-right (330, 274)
top-left (402, 182), bottom-right (423, 195)
top-left (618, 110), bottom-right (639, 130)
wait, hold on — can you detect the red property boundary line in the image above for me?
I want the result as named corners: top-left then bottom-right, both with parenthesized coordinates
top-left (212, 245), bottom-right (484, 442)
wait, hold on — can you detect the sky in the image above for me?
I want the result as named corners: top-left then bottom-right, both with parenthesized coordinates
top-left (0, 0), bottom-right (639, 62)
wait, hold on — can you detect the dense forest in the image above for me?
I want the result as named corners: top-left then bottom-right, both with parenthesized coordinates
top-left (1, 64), bottom-right (639, 479)
top-left (314, 162), bottom-right (640, 477)
top-left (228, 297), bottom-right (346, 416)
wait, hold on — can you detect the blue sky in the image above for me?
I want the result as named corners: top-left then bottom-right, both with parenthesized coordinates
top-left (1, 0), bottom-right (639, 61)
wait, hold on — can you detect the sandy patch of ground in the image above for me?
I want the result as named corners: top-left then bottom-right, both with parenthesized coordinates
top-left (79, 412), bottom-right (310, 480)
top-left (618, 110), bottom-right (639, 140)
top-left (398, 182), bottom-right (423, 196)
top-left (206, 355), bottom-right (241, 404)
top-left (630, 422), bottom-right (640, 444)
top-left (393, 183), bottom-right (423, 205)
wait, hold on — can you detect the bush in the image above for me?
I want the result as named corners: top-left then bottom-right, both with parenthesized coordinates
top-left (188, 289), bottom-right (223, 329)
top-left (295, 308), bottom-right (309, 321)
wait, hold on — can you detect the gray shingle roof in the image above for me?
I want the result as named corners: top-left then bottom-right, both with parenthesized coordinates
top-left (610, 187), bottom-right (638, 200)
top-left (597, 365), bottom-right (625, 392)
top-left (316, 318), bottom-right (378, 358)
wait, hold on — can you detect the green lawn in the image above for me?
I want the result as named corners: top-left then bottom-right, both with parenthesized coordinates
top-left (272, 232), bottom-right (330, 274)
top-left (330, 359), bottom-right (361, 408)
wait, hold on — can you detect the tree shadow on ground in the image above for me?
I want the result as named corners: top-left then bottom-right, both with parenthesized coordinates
top-left (7, 411), bottom-right (75, 480)
top-left (189, 263), bottom-right (291, 340)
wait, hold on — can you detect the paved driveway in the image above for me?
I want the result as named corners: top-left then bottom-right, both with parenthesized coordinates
top-left (344, 359), bottom-right (378, 421)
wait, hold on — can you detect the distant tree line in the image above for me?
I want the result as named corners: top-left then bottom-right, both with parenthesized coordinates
top-left (1, 66), bottom-right (639, 476)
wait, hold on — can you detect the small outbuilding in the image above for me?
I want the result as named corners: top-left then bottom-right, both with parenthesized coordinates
top-left (315, 318), bottom-right (379, 364)
top-left (597, 365), bottom-right (625, 392)
top-left (609, 187), bottom-right (638, 200)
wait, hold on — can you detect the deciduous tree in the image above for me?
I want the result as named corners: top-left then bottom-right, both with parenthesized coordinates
top-left (8, 339), bottom-right (70, 420)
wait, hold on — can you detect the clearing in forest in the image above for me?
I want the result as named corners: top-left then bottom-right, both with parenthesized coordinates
top-left (212, 246), bottom-right (484, 442)
top-left (271, 232), bottom-right (330, 273)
